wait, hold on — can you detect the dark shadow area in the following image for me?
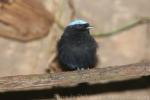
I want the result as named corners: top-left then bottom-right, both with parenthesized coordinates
top-left (0, 76), bottom-right (150, 100)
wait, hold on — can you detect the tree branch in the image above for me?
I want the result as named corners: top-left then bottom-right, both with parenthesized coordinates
top-left (0, 63), bottom-right (150, 93)
top-left (93, 17), bottom-right (150, 37)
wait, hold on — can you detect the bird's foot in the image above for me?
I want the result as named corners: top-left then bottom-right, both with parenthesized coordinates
top-left (76, 67), bottom-right (90, 71)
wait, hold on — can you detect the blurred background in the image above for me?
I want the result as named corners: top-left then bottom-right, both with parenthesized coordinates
top-left (0, 0), bottom-right (150, 99)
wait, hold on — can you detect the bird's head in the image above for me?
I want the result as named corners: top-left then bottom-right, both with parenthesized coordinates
top-left (68, 19), bottom-right (93, 30)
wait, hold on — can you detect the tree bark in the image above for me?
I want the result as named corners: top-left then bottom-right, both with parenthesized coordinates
top-left (0, 63), bottom-right (150, 92)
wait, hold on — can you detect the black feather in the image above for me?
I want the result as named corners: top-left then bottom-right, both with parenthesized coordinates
top-left (57, 23), bottom-right (97, 71)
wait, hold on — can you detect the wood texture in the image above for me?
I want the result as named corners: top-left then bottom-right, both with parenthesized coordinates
top-left (0, 63), bottom-right (150, 92)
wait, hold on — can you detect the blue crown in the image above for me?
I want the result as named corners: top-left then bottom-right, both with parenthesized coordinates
top-left (69, 19), bottom-right (88, 26)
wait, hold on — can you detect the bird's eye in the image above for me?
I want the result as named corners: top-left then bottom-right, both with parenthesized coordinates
top-left (75, 25), bottom-right (83, 29)
top-left (71, 24), bottom-right (89, 30)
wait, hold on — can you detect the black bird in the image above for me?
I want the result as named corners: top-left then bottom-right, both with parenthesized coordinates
top-left (57, 19), bottom-right (97, 71)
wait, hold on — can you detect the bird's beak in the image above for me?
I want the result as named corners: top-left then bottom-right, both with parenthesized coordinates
top-left (87, 26), bottom-right (94, 29)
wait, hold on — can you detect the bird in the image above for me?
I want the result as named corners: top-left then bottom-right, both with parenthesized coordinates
top-left (57, 19), bottom-right (97, 71)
